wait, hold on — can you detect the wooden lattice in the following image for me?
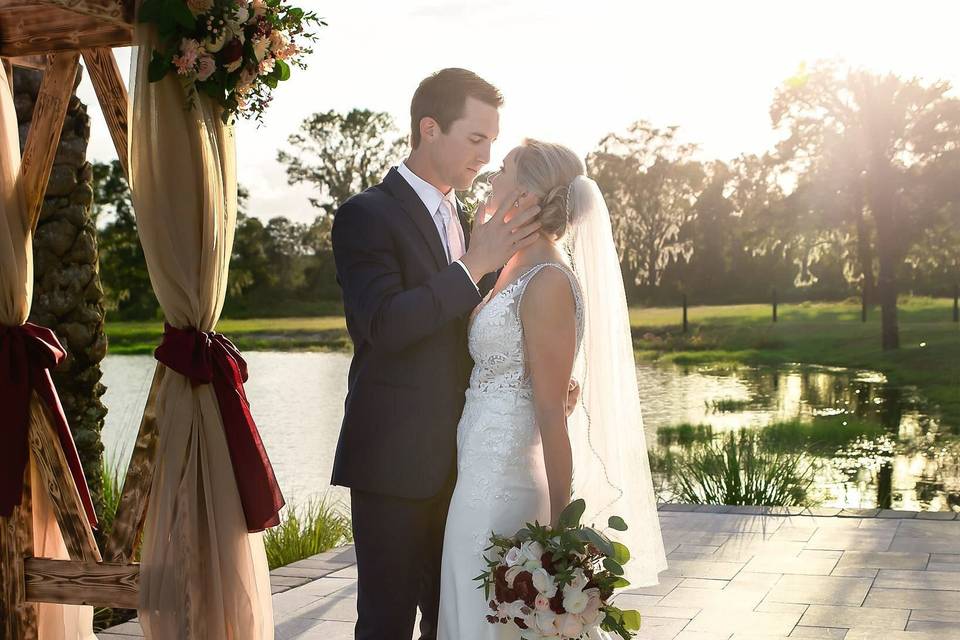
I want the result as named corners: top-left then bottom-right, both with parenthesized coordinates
top-left (0, 3), bottom-right (158, 637)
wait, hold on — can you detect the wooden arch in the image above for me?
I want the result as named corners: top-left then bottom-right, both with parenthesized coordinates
top-left (1, 2), bottom-right (160, 637)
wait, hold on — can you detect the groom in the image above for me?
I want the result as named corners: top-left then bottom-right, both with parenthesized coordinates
top-left (330, 69), bottom-right (544, 639)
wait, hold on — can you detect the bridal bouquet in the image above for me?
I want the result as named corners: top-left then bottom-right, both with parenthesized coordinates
top-left (476, 499), bottom-right (641, 639)
top-left (138, 0), bottom-right (324, 122)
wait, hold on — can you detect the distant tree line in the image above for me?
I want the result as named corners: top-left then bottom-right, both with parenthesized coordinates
top-left (91, 62), bottom-right (960, 350)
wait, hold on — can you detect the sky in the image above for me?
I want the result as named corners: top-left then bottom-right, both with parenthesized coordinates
top-left (76, 0), bottom-right (960, 224)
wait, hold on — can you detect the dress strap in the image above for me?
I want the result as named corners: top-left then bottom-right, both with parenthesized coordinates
top-left (514, 263), bottom-right (585, 349)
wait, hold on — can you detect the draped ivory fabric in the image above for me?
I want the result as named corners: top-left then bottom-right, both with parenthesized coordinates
top-left (1, 59), bottom-right (96, 640)
top-left (129, 23), bottom-right (274, 640)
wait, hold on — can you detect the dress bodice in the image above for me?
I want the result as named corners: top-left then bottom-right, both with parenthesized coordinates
top-left (466, 262), bottom-right (584, 401)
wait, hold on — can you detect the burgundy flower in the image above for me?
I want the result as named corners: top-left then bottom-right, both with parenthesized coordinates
top-left (549, 592), bottom-right (565, 614)
top-left (488, 600), bottom-right (498, 612)
top-left (486, 615), bottom-right (498, 624)
top-left (513, 571), bottom-right (537, 607)
top-left (540, 551), bottom-right (555, 572)
top-left (514, 617), bottom-right (529, 629)
top-left (219, 38), bottom-right (244, 64)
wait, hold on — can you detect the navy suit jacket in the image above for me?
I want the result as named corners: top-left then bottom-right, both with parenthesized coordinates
top-left (330, 167), bottom-right (496, 499)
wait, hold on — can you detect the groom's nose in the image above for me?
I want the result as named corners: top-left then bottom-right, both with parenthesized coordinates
top-left (477, 142), bottom-right (491, 165)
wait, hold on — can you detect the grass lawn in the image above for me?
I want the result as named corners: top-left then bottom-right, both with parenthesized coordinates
top-left (631, 296), bottom-right (960, 425)
top-left (105, 316), bottom-right (350, 354)
top-left (105, 296), bottom-right (959, 422)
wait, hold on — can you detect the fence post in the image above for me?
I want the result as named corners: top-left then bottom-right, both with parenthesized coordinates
top-left (954, 283), bottom-right (959, 323)
top-left (772, 288), bottom-right (778, 323)
top-left (682, 294), bottom-right (688, 334)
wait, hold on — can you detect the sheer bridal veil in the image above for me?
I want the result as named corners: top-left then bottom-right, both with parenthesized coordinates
top-left (566, 176), bottom-right (668, 587)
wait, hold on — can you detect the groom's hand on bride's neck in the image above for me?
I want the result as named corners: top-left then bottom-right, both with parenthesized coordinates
top-left (460, 189), bottom-right (542, 280)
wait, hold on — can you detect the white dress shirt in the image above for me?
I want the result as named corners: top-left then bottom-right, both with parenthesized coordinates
top-left (396, 162), bottom-right (479, 291)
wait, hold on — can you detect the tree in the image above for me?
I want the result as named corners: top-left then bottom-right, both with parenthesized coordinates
top-left (771, 62), bottom-right (960, 349)
top-left (278, 109), bottom-right (408, 218)
top-left (91, 160), bottom-right (158, 319)
top-left (587, 122), bottom-right (705, 292)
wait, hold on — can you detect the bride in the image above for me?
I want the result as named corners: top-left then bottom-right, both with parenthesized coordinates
top-left (438, 139), bottom-right (668, 639)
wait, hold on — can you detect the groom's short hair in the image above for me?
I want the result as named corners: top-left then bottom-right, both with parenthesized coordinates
top-left (410, 68), bottom-right (503, 148)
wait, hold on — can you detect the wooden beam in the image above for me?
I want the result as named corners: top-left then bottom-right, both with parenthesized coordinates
top-left (33, 0), bottom-right (132, 25)
top-left (0, 6), bottom-right (132, 57)
top-left (82, 47), bottom-right (127, 176)
top-left (27, 393), bottom-right (102, 564)
top-left (0, 466), bottom-right (38, 640)
top-left (24, 558), bottom-right (139, 609)
top-left (8, 55), bottom-right (48, 70)
top-left (104, 364), bottom-right (163, 563)
top-left (19, 51), bottom-right (79, 231)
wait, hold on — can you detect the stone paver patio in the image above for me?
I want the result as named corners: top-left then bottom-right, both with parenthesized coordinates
top-left (100, 505), bottom-right (960, 639)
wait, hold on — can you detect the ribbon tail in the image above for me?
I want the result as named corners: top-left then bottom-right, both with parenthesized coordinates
top-left (212, 362), bottom-right (285, 532)
top-left (34, 371), bottom-right (99, 528)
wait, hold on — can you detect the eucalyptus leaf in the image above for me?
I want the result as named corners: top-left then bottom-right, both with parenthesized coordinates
top-left (603, 557), bottom-right (624, 576)
top-left (557, 499), bottom-right (586, 529)
top-left (611, 541), bottom-right (631, 565)
top-left (621, 609), bottom-right (641, 631)
top-left (581, 527), bottom-right (614, 557)
top-left (608, 515), bottom-right (628, 531)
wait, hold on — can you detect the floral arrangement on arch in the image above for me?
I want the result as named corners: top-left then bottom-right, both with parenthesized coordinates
top-left (138, 0), bottom-right (324, 123)
top-left (477, 499), bottom-right (642, 639)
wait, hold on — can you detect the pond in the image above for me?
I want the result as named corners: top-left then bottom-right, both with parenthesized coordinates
top-left (100, 353), bottom-right (959, 514)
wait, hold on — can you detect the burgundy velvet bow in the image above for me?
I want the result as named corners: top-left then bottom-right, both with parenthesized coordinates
top-left (154, 323), bottom-right (284, 532)
top-left (0, 323), bottom-right (98, 526)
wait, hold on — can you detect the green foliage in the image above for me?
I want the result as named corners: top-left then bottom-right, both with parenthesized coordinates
top-left (657, 423), bottom-right (714, 446)
top-left (668, 432), bottom-right (816, 507)
top-left (263, 499), bottom-right (352, 570)
top-left (476, 499), bottom-right (641, 639)
top-left (758, 416), bottom-right (889, 453)
top-left (277, 109), bottom-right (408, 217)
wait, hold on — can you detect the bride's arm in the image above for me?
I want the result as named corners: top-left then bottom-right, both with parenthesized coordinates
top-left (520, 268), bottom-right (578, 527)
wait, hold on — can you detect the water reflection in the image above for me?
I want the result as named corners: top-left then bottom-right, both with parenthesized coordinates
top-left (99, 355), bottom-right (958, 512)
top-left (642, 362), bottom-right (959, 512)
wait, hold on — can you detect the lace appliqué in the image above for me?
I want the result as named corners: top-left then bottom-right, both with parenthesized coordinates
top-left (455, 264), bottom-right (584, 553)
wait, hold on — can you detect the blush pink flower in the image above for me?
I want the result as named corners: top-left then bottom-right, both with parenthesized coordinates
top-left (196, 55), bottom-right (216, 81)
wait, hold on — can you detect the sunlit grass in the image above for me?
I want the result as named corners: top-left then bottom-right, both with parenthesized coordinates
top-left (667, 433), bottom-right (817, 507)
top-left (263, 498), bottom-right (353, 570)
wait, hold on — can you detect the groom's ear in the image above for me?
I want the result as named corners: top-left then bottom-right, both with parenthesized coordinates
top-left (419, 116), bottom-right (440, 145)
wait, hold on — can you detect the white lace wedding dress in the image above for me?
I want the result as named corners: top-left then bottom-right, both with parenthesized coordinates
top-left (437, 262), bottom-right (584, 640)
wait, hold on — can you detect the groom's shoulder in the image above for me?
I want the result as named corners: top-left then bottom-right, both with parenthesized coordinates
top-left (335, 182), bottom-right (393, 221)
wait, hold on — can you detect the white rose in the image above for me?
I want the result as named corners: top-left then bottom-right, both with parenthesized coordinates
top-left (531, 567), bottom-right (557, 598)
top-left (499, 599), bottom-right (527, 619)
top-left (505, 565), bottom-right (525, 588)
top-left (520, 541), bottom-right (545, 564)
top-left (569, 568), bottom-right (589, 591)
top-left (534, 611), bottom-right (558, 635)
top-left (580, 588), bottom-right (603, 625)
top-left (234, 5), bottom-right (249, 23)
top-left (562, 585), bottom-right (590, 614)
top-left (534, 593), bottom-right (551, 612)
top-left (204, 31), bottom-right (227, 53)
top-left (504, 546), bottom-right (523, 567)
top-left (556, 612), bottom-right (585, 637)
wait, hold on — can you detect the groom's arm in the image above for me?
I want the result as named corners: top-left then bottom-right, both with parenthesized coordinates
top-left (332, 201), bottom-right (482, 353)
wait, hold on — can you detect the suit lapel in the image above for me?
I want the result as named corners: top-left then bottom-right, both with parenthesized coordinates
top-left (383, 168), bottom-right (447, 270)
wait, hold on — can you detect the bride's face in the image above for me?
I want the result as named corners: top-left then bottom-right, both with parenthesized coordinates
top-left (487, 146), bottom-right (529, 220)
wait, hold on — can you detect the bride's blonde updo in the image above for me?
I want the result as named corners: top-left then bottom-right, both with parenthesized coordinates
top-left (515, 139), bottom-right (585, 239)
